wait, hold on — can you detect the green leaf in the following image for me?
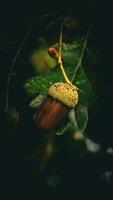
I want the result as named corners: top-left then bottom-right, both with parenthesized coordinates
top-left (55, 122), bottom-right (70, 135)
top-left (76, 104), bottom-right (88, 132)
top-left (55, 121), bottom-right (78, 136)
top-left (29, 94), bottom-right (46, 108)
top-left (73, 66), bottom-right (93, 106)
top-left (24, 38), bottom-right (94, 109)
top-left (23, 66), bottom-right (64, 96)
top-left (23, 75), bottom-right (49, 96)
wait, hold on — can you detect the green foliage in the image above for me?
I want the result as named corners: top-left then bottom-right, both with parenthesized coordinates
top-left (30, 37), bottom-right (57, 74)
top-left (30, 49), bottom-right (57, 74)
top-left (24, 39), bottom-right (93, 101)
top-left (29, 94), bottom-right (46, 108)
top-left (23, 66), bottom-right (64, 96)
top-left (76, 104), bottom-right (88, 132)
top-left (23, 38), bottom-right (96, 140)
top-left (74, 66), bottom-right (93, 106)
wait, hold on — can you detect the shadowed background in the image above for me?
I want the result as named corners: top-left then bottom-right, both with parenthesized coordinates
top-left (0, 0), bottom-right (113, 199)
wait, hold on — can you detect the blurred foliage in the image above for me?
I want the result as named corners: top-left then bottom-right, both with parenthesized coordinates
top-left (30, 38), bottom-right (57, 74)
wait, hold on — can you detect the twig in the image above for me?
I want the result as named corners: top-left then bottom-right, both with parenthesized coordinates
top-left (25, 11), bottom-right (64, 21)
top-left (5, 28), bottom-right (32, 112)
top-left (58, 23), bottom-right (76, 87)
top-left (71, 26), bottom-right (91, 83)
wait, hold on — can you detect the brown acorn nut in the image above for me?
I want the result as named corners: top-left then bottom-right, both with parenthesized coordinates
top-left (36, 82), bottom-right (78, 130)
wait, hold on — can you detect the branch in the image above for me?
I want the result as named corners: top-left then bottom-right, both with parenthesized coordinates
top-left (71, 26), bottom-right (91, 83)
top-left (5, 28), bottom-right (32, 112)
top-left (25, 11), bottom-right (64, 21)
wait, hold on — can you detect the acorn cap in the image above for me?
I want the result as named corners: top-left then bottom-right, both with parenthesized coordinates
top-left (48, 82), bottom-right (78, 108)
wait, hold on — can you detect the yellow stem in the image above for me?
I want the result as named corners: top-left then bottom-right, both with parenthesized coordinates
top-left (57, 22), bottom-right (79, 91)
top-left (58, 23), bottom-right (73, 86)
top-left (59, 60), bottom-right (73, 85)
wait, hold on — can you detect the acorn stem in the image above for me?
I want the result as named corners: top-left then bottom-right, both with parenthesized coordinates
top-left (58, 23), bottom-right (79, 90)
top-left (58, 23), bottom-right (73, 86)
top-left (59, 60), bottom-right (73, 85)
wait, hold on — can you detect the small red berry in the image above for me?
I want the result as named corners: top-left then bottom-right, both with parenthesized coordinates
top-left (48, 47), bottom-right (59, 59)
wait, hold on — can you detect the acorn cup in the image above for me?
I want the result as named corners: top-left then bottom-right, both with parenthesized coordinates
top-left (35, 82), bottom-right (78, 130)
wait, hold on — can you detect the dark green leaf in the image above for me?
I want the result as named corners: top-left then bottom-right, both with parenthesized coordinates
top-left (76, 104), bottom-right (88, 132)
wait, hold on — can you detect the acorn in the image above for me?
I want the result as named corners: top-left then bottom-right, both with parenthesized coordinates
top-left (35, 82), bottom-right (78, 130)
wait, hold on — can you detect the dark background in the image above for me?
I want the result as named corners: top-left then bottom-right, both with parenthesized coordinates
top-left (0, 0), bottom-right (113, 199)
